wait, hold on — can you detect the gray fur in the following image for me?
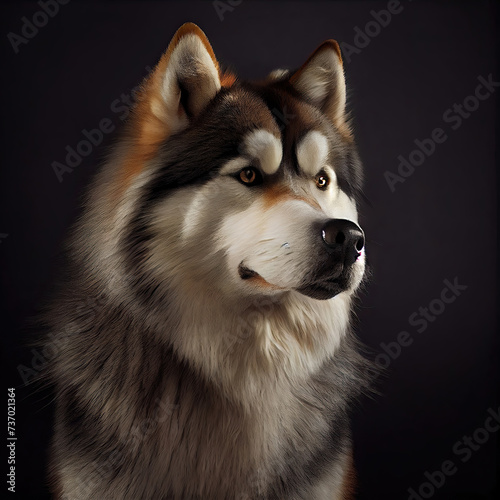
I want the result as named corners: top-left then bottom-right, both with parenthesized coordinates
top-left (43, 25), bottom-right (373, 500)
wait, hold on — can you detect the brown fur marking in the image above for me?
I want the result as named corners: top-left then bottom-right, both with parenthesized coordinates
top-left (247, 273), bottom-right (286, 290)
top-left (113, 23), bottom-right (221, 200)
top-left (221, 71), bottom-right (237, 87)
top-left (263, 183), bottom-right (321, 211)
top-left (339, 451), bottom-right (357, 500)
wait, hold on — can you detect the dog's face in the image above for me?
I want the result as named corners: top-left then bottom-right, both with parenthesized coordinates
top-left (123, 24), bottom-right (365, 303)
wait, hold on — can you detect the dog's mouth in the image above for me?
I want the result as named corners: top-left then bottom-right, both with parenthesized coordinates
top-left (238, 264), bottom-right (260, 281)
top-left (238, 263), bottom-right (286, 291)
top-left (237, 262), bottom-right (354, 299)
top-left (295, 259), bottom-right (356, 300)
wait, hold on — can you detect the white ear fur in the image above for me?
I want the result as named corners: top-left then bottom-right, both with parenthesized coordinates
top-left (150, 23), bottom-right (221, 132)
top-left (289, 40), bottom-right (346, 129)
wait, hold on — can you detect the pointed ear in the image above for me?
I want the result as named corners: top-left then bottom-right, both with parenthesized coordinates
top-left (113, 24), bottom-right (226, 199)
top-left (289, 40), bottom-right (347, 132)
top-left (140, 23), bottom-right (222, 133)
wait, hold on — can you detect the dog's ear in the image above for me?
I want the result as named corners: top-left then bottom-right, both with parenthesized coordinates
top-left (140, 22), bottom-right (222, 133)
top-left (113, 24), bottom-right (230, 198)
top-left (289, 40), bottom-right (348, 133)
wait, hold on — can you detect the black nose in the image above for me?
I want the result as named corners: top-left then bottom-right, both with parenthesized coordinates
top-left (321, 219), bottom-right (365, 263)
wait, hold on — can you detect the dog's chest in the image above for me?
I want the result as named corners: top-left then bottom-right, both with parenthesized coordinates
top-left (137, 370), bottom-right (345, 499)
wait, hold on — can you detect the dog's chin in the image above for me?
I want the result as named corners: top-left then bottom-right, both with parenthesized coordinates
top-left (294, 265), bottom-right (362, 300)
top-left (295, 279), bottom-right (348, 300)
top-left (237, 262), bottom-right (361, 300)
top-left (295, 258), bottom-right (365, 300)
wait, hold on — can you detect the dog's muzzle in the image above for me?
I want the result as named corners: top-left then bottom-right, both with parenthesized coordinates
top-left (296, 218), bottom-right (365, 300)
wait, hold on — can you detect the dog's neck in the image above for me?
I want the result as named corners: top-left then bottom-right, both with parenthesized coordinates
top-left (151, 287), bottom-right (354, 406)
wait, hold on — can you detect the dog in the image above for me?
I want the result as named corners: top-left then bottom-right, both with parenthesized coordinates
top-left (43, 22), bottom-right (372, 499)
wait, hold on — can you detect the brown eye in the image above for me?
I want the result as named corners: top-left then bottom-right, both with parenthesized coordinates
top-left (315, 171), bottom-right (329, 190)
top-left (239, 167), bottom-right (261, 186)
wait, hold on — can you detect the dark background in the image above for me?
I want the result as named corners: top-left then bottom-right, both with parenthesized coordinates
top-left (1, 1), bottom-right (498, 498)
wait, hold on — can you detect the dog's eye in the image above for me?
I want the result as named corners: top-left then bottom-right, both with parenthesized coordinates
top-left (239, 167), bottom-right (262, 186)
top-left (315, 171), bottom-right (330, 190)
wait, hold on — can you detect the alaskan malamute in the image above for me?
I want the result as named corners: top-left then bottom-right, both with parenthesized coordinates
top-left (45, 22), bottom-right (372, 500)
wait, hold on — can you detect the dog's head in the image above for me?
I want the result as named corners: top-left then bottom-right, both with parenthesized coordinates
top-left (114, 24), bottom-right (365, 304)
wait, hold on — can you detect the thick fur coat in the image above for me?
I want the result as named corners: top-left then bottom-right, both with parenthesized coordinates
top-left (44, 23), bottom-right (372, 500)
